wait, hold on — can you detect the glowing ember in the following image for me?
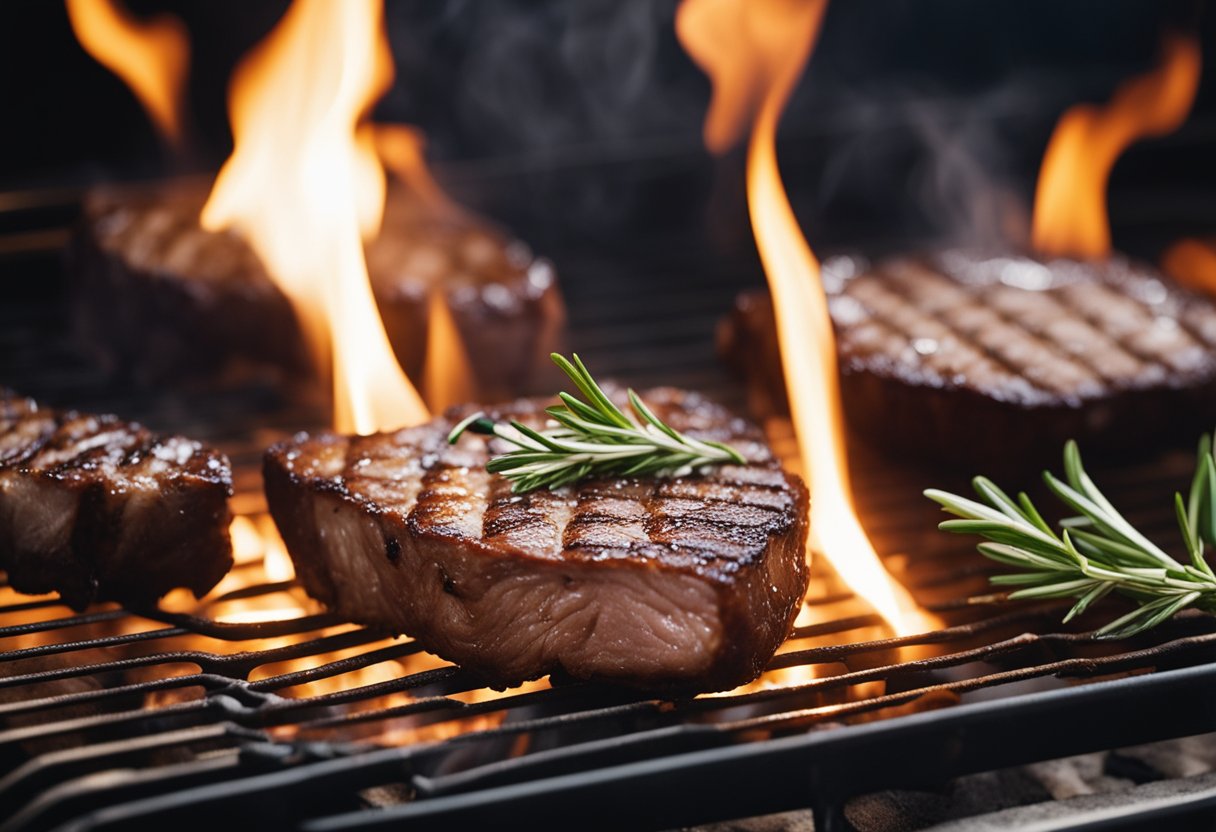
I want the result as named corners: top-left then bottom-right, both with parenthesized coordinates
top-left (201, 0), bottom-right (428, 435)
top-left (216, 605), bottom-right (305, 625)
top-left (677, 0), bottom-right (926, 635)
top-left (229, 514), bottom-right (264, 565)
top-left (1032, 33), bottom-right (1201, 259)
top-left (1163, 238), bottom-right (1216, 295)
top-left (65, 0), bottom-right (189, 146)
top-left (258, 515), bottom-right (297, 583)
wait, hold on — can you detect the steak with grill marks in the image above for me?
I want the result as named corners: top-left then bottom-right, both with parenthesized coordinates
top-left (721, 251), bottom-right (1216, 469)
top-left (0, 391), bottom-right (233, 610)
top-left (264, 388), bottom-right (809, 692)
top-left (70, 180), bottom-right (565, 397)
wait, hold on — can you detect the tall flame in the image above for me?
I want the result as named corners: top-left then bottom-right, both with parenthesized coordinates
top-left (1032, 33), bottom-right (1201, 259)
top-left (201, 0), bottom-right (427, 434)
top-left (65, 0), bottom-right (189, 146)
top-left (678, 0), bottom-right (924, 634)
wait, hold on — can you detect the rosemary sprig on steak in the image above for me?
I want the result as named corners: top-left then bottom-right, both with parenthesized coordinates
top-left (448, 353), bottom-right (747, 493)
top-left (926, 436), bottom-right (1216, 638)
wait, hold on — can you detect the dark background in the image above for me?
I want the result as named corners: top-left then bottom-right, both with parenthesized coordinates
top-left (1, 0), bottom-right (1214, 257)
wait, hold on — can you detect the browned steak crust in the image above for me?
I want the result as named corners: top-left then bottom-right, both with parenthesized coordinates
top-left (721, 251), bottom-right (1216, 469)
top-left (0, 391), bottom-right (234, 610)
top-left (70, 180), bottom-right (565, 398)
top-left (264, 389), bottom-right (809, 693)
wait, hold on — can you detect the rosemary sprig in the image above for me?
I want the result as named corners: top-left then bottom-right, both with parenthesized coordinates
top-left (447, 353), bottom-right (747, 493)
top-left (925, 435), bottom-right (1216, 638)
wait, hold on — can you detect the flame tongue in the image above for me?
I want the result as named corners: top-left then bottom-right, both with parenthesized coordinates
top-left (66, 0), bottom-right (189, 146)
top-left (1033, 33), bottom-right (1201, 259)
top-left (201, 0), bottom-right (427, 435)
top-left (373, 124), bottom-right (461, 218)
top-left (678, 0), bottom-right (925, 634)
top-left (677, 0), bottom-right (824, 155)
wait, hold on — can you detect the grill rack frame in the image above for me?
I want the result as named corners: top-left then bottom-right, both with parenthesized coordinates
top-left (2, 175), bottom-right (1216, 831)
top-left (4, 582), bottom-right (1216, 831)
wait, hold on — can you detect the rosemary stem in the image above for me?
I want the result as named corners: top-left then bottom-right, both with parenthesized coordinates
top-left (926, 433), bottom-right (1216, 638)
top-left (448, 353), bottom-right (747, 493)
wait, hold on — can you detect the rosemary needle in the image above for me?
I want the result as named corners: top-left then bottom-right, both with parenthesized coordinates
top-left (447, 353), bottom-right (746, 494)
top-left (926, 435), bottom-right (1216, 638)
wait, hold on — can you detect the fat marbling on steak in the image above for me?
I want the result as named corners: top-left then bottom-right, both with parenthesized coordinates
top-left (0, 391), bottom-right (234, 610)
top-left (721, 251), bottom-right (1216, 469)
top-left (264, 388), bottom-right (809, 692)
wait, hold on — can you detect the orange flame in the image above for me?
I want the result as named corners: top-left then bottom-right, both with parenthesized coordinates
top-left (1163, 238), bottom-right (1216, 295)
top-left (201, 0), bottom-right (428, 435)
top-left (422, 291), bottom-right (477, 412)
top-left (372, 124), bottom-right (461, 217)
top-left (1032, 33), bottom-right (1201, 259)
top-left (678, 0), bottom-right (925, 635)
top-left (65, 0), bottom-right (189, 146)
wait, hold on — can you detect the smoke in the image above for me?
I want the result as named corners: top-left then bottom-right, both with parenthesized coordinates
top-left (380, 1), bottom-right (1059, 252)
top-left (805, 79), bottom-right (1044, 253)
top-left (381, 0), bottom-right (704, 158)
top-left (368, 0), bottom-right (1167, 253)
top-left (901, 86), bottom-right (1035, 249)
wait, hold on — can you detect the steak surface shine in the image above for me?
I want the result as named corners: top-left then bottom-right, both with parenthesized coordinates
top-left (264, 388), bottom-right (809, 692)
top-left (0, 391), bottom-right (234, 610)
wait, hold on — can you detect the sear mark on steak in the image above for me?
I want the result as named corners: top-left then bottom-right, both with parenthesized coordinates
top-left (720, 251), bottom-right (1216, 470)
top-left (0, 391), bottom-right (234, 610)
top-left (70, 179), bottom-right (566, 398)
top-left (264, 388), bottom-right (809, 693)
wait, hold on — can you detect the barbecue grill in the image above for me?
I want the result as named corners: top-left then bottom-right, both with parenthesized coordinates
top-left (4, 155), bottom-right (1216, 830)
top-left (6, 2), bottom-right (1216, 829)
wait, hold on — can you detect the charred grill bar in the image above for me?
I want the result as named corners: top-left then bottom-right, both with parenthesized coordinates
top-left (3, 179), bottom-right (1216, 831)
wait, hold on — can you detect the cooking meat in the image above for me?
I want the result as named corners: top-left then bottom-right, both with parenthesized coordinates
top-left (264, 388), bottom-right (809, 693)
top-left (70, 180), bottom-right (565, 398)
top-left (720, 251), bottom-right (1216, 468)
top-left (69, 181), bottom-right (309, 385)
top-left (0, 391), bottom-right (234, 610)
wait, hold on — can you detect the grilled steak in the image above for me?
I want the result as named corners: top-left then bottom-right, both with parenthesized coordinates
top-left (721, 251), bottom-right (1216, 468)
top-left (69, 182), bottom-right (307, 385)
top-left (264, 389), bottom-right (809, 692)
top-left (0, 391), bottom-right (233, 610)
top-left (71, 180), bottom-right (565, 398)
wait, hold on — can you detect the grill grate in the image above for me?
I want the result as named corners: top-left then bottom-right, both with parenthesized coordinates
top-left (2, 183), bottom-right (1216, 832)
